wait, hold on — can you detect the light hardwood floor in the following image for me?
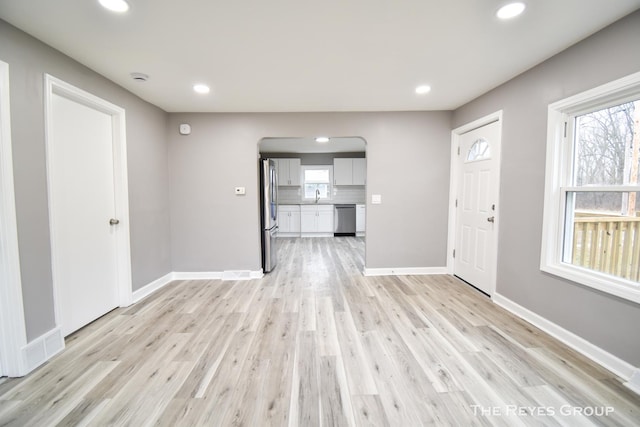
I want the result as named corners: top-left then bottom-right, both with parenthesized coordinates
top-left (0, 237), bottom-right (639, 426)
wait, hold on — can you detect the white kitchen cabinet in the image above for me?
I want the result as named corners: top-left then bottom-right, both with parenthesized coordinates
top-left (317, 207), bottom-right (334, 232)
top-left (274, 158), bottom-right (301, 186)
top-left (278, 205), bottom-right (300, 236)
top-left (333, 158), bottom-right (366, 185)
top-left (300, 205), bottom-right (334, 235)
top-left (333, 158), bottom-right (353, 185)
top-left (356, 204), bottom-right (366, 236)
top-left (353, 158), bottom-right (366, 185)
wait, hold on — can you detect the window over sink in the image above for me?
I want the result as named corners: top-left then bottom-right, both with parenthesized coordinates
top-left (302, 165), bottom-right (333, 201)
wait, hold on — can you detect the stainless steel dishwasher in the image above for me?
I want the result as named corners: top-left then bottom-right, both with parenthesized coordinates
top-left (334, 204), bottom-right (356, 236)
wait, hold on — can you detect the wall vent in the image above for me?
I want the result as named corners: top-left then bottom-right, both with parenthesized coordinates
top-left (130, 72), bottom-right (149, 82)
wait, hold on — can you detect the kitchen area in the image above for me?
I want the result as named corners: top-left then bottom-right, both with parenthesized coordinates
top-left (259, 137), bottom-right (366, 272)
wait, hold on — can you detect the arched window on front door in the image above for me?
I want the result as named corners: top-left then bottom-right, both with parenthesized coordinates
top-left (466, 137), bottom-right (491, 162)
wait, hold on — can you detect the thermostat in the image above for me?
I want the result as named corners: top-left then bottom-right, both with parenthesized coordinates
top-left (179, 123), bottom-right (191, 135)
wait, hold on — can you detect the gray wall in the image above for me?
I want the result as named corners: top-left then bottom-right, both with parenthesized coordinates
top-left (453, 11), bottom-right (640, 365)
top-left (167, 112), bottom-right (452, 272)
top-left (0, 20), bottom-right (172, 341)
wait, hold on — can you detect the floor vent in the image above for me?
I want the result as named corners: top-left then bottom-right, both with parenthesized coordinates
top-left (221, 270), bottom-right (252, 280)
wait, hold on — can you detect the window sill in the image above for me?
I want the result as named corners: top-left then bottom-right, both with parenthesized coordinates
top-left (541, 262), bottom-right (640, 305)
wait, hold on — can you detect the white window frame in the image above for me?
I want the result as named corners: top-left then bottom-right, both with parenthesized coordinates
top-left (541, 71), bottom-right (640, 304)
top-left (301, 165), bottom-right (333, 201)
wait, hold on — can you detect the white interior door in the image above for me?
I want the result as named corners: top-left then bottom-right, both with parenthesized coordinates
top-left (454, 120), bottom-right (501, 295)
top-left (49, 92), bottom-right (119, 337)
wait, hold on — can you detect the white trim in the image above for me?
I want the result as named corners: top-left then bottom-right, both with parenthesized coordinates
top-left (548, 71), bottom-right (640, 115)
top-left (541, 71), bottom-right (640, 305)
top-left (133, 269), bottom-right (264, 303)
top-left (172, 270), bottom-right (264, 281)
top-left (0, 60), bottom-right (29, 377)
top-left (625, 370), bottom-right (640, 395)
top-left (300, 232), bottom-right (334, 238)
top-left (363, 267), bottom-right (448, 277)
top-left (44, 74), bottom-right (133, 336)
top-left (447, 111), bottom-right (503, 293)
top-left (278, 232), bottom-right (301, 238)
top-left (493, 293), bottom-right (639, 385)
top-left (221, 270), bottom-right (264, 280)
top-left (132, 272), bottom-right (174, 303)
top-left (21, 326), bottom-right (64, 374)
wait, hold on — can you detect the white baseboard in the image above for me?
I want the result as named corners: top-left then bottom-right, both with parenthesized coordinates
top-left (221, 270), bottom-right (264, 280)
top-left (493, 293), bottom-right (638, 388)
top-left (624, 370), bottom-right (640, 395)
top-left (14, 268), bottom-right (264, 375)
top-left (172, 270), bottom-right (263, 281)
top-left (21, 327), bottom-right (64, 375)
top-left (363, 267), bottom-right (448, 277)
top-left (132, 272), bottom-right (174, 303)
top-left (172, 271), bottom-right (222, 280)
top-left (132, 269), bottom-right (263, 303)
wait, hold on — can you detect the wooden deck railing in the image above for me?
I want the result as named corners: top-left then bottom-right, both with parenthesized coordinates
top-left (572, 215), bottom-right (640, 281)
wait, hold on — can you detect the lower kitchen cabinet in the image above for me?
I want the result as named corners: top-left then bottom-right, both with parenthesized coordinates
top-left (277, 205), bottom-right (300, 236)
top-left (301, 205), bottom-right (334, 236)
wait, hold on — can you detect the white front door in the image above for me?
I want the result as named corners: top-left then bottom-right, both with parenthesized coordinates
top-left (49, 92), bottom-right (120, 336)
top-left (454, 120), bottom-right (501, 295)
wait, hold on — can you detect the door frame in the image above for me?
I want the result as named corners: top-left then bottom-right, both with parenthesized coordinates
top-left (0, 60), bottom-right (29, 376)
top-left (447, 110), bottom-right (503, 295)
top-left (44, 75), bottom-right (133, 330)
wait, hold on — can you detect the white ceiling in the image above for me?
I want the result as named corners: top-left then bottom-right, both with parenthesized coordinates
top-left (1, 1), bottom-right (639, 113)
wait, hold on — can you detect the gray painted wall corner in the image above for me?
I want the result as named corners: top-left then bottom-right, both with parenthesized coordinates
top-left (166, 111), bottom-right (453, 273)
top-left (0, 19), bottom-right (172, 339)
top-left (452, 10), bottom-right (640, 365)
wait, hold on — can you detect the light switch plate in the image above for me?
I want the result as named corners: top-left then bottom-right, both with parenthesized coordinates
top-left (179, 123), bottom-right (191, 135)
top-left (372, 194), bottom-right (382, 204)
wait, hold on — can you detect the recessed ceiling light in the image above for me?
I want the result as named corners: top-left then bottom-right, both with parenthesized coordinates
top-left (415, 85), bottom-right (432, 95)
top-left (315, 137), bottom-right (330, 143)
top-left (193, 84), bottom-right (210, 94)
top-left (98, 0), bottom-right (130, 13)
top-left (496, 2), bottom-right (526, 20)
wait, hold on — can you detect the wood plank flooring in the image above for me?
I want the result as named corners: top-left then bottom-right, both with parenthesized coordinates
top-left (1, 237), bottom-right (639, 426)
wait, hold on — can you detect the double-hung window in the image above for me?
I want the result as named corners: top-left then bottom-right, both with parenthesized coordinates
top-left (542, 72), bottom-right (640, 303)
top-left (302, 165), bottom-right (333, 201)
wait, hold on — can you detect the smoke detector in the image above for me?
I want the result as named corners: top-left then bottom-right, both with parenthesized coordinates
top-left (130, 72), bottom-right (149, 82)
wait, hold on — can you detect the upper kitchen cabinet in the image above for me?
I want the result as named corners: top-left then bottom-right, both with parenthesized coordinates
top-left (274, 158), bottom-right (301, 186)
top-left (352, 158), bottom-right (366, 185)
top-left (333, 158), bottom-right (366, 185)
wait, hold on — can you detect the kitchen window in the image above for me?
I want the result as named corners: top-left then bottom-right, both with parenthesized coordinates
top-left (541, 72), bottom-right (640, 304)
top-left (302, 165), bottom-right (333, 201)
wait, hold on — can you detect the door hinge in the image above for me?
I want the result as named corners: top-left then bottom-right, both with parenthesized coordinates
top-left (455, 199), bottom-right (458, 208)
top-left (457, 146), bottom-right (460, 155)
top-left (563, 121), bottom-right (567, 138)
top-left (453, 249), bottom-right (456, 258)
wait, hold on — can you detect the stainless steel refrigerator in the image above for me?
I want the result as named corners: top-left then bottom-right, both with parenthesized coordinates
top-left (260, 159), bottom-right (278, 273)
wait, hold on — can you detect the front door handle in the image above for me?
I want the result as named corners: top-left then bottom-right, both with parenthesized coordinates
top-left (487, 216), bottom-right (495, 223)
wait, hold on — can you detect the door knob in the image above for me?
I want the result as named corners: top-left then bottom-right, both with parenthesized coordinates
top-left (109, 218), bottom-right (120, 225)
top-left (487, 216), bottom-right (495, 223)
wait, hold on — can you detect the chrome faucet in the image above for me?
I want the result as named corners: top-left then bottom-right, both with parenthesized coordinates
top-left (315, 189), bottom-right (320, 203)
